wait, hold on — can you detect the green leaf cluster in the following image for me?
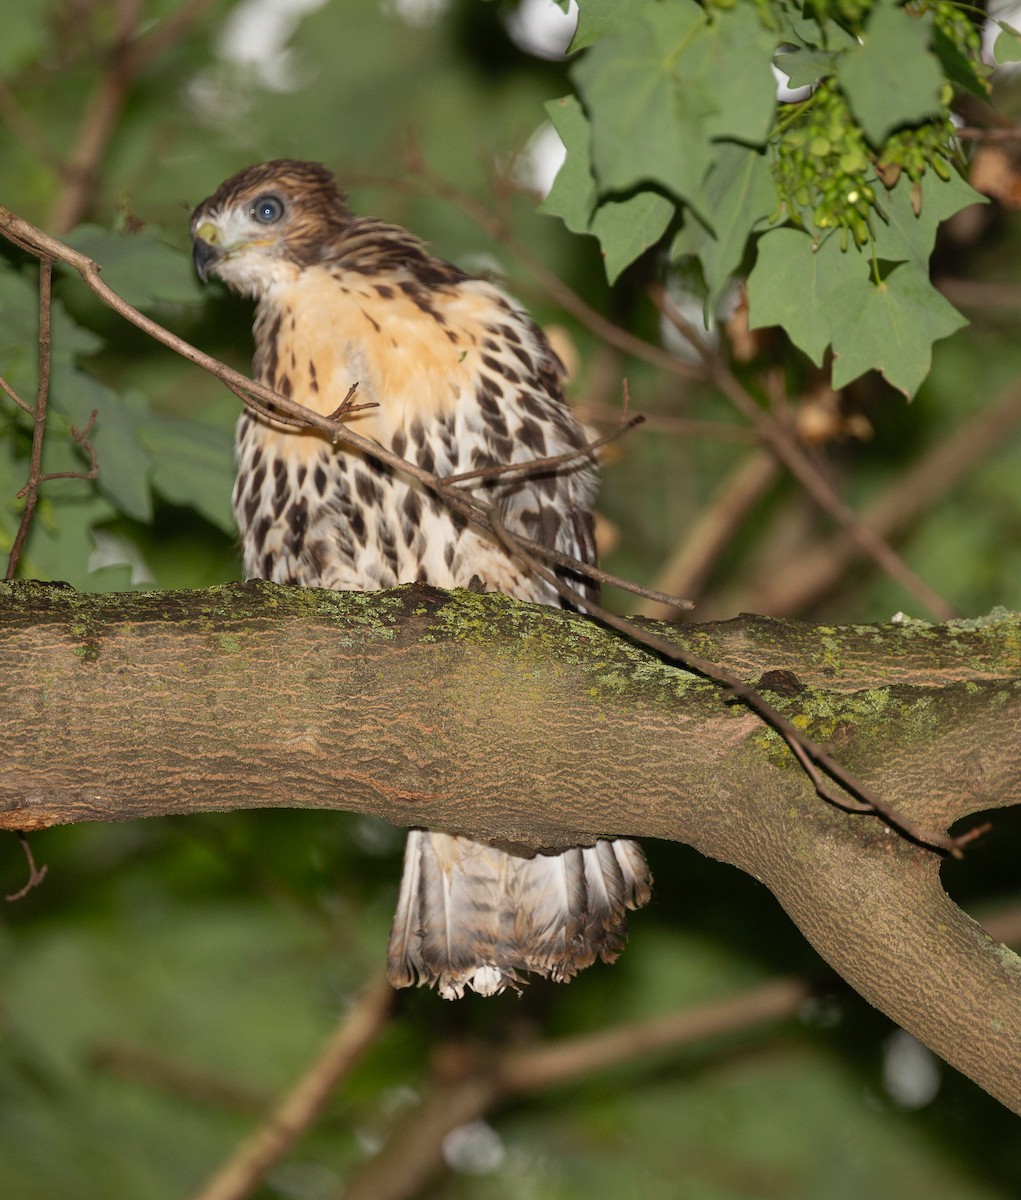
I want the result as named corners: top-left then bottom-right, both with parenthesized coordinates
top-left (542, 0), bottom-right (989, 395)
top-left (0, 238), bottom-right (234, 587)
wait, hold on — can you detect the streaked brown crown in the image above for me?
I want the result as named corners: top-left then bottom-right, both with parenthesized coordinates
top-left (191, 159), bottom-right (355, 266)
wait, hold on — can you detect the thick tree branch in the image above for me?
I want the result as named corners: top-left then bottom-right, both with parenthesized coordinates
top-left (1, 581), bottom-right (1020, 1111)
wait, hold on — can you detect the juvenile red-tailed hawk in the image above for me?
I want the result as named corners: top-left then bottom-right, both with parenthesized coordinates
top-left (191, 159), bottom-right (651, 998)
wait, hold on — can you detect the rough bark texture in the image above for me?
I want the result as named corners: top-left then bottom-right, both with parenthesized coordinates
top-left (2, 579), bottom-right (1020, 1111)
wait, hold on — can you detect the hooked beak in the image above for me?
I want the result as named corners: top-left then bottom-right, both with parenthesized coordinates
top-left (192, 221), bottom-right (224, 282)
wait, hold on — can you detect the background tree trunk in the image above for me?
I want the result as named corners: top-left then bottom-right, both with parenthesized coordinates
top-left (2, 579), bottom-right (1019, 1112)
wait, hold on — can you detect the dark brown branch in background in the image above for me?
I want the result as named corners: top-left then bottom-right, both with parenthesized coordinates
top-left (340, 903), bottom-right (1021, 1200)
top-left (36, 0), bottom-right (221, 233)
top-left (635, 447), bottom-right (780, 619)
top-left (188, 978), bottom-right (393, 1200)
top-left (338, 979), bottom-right (810, 1200)
top-left (937, 277), bottom-right (1021, 311)
top-left (956, 125), bottom-right (1021, 143)
top-left (47, 0), bottom-right (143, 234)
top-left (648, 284), bottom-right (959, 623)
top-left (735, 376), bottom-right (1021, 617)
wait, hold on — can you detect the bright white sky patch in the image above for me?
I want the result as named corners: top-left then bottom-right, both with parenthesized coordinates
top-left (218, 0), bottom-right (328, 90)
top-left (772, 62), bottom-right (812, 104)
top-left (443, 1120), bottom-right (506, 1175)
top-left (882, 1029), bottom-right (941, 1109)
top-left (514, 119), bottom-right (568, 198)
top-left (380, 0), bottom-right (449, 27)
top-left (505, 0), bottom-right (578, 61)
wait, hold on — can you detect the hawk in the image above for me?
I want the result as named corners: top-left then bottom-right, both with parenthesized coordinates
top-left (191, 160), bottom-right (651, 999)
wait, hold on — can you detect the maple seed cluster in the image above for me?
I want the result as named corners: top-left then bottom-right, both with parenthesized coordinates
top-left (773, 79), bottom-right (960, 250)
top-left (880, 108), bottom-right (958, 187)
top-left (772, 81), bottom-right (876, 248)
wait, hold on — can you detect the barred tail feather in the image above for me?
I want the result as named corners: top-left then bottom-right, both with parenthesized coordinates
top-left (385, 831), bottom-right (652, 999)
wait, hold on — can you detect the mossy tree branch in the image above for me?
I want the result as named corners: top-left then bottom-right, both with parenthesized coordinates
top-left (2, 580), bottom-right (1020, 1112)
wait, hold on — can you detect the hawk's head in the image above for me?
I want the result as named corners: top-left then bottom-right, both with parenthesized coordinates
top-left (190, 160), bottom-right (353, 297)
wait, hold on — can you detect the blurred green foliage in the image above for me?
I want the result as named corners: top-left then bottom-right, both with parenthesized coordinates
top-left (2, 0), bottom-right (1021, 1197)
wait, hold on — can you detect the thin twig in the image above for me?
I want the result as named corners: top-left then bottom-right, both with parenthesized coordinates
top-left (188, 976), bottom-right (393, 1200)
top-left (443, 414), bottom-right (644, 485)
top-left (956, 125), bottom-right (1021, 143)
top-left (4, 256), bottom-right (99, 580)
top-left (5, 831), bottom-right (48, 902)
top-left (576, 402), bottom-right (756, 444)
top-left (0, 371), bottom-right (33, 416)
top-left (30, 410), bottom-right (99, 489)
top-left (6, 260), bottom-right (54, 580)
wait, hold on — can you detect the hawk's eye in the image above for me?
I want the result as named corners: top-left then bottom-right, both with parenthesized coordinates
top-left (251, 194), bottom-right (285, 224)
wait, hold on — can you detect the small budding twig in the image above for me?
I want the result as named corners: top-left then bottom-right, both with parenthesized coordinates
top-left (5, 831), bottom-right (48, 902)
top-left (326, 381), bottom-right (373, 423)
